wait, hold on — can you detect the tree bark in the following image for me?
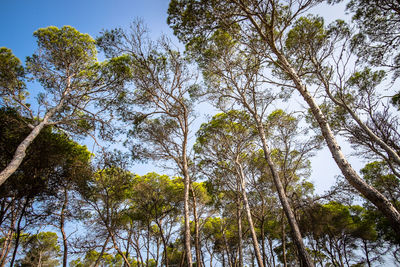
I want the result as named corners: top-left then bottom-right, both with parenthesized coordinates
top-left (247, 94), bottom-right (313, 266)
top-left (236, 183), bottom-right (244, 267)
top-left (93, 234), bottom-right (110, 267)
top-left (9, 198), bottom-right (29, 267)
top-left (281, 213), bottom-right (287, 267)
top-left (0, 82), bottom-right (72, 186)
top-left (190, 185), bottom-right (202, 267)
top-left (235, 159), bottom-right (265, 267)
top-left (274, 48), bottom-right (400, 235)
top-left (253, 117), bottom-right (314, 267)
top-left (182, 162), bottom-right (193, 267)
top-left (156, 220), bottom-right (169, 267)
top-left (60, 187), bottom-right (68, 267)
top-left (110, 231), bottom-right (131, 267)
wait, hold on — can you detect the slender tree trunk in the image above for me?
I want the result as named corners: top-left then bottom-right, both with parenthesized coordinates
top-left (9, 199), bottom-right (29, 267)
top-left (363, 240), bottom-right (371, 267)
top-left (253, 118), bottom-right (314, 267)
top-left (133, 232), bottom-right (143, 267)
top-left (182, 153), bottom-right (193, 267)
top-left (260, 218), bottom-right (267, 267)
top-left (0, 228), bottom-right (14, 267)
top-left (146, 223), bottom-right (150, 267)
top-left (93, 234), bottom-right (110, 267)
top-left (0, 201), bottom-right (16, 267)
top-left (222, 229), bottom-right (233, 267)
top-left (0, 83), bottom-right (71, 186)
top-left (180, 250), bottom-right (186, 267)
top-left (269, 39), bottom-right (400, 236)
top-left (235, 160), bottom-right (265, 267)
top-left (110, 231), bottom-right (131, 267)
top-left (190, 185), bottom-right (202, 267)
top-left (281, 213), bottom-right (287, 267)
top-left (0, 119), bottom-right (48, 186)
top-left (60, 187), bottom-right (68, 267)
top-left (269, 238), bottom-right (276, 267)
top-left (236, 186), bottom-right (244, 267)
top-left (156, 220), bottom-right (169, 267)
top-left (124, 224), bottom-right (133, 267)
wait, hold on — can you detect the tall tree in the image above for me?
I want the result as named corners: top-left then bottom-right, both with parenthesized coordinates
top-left (0, 108), bottom-right (92, 266)
top-left (195, 110), bottom-right (263, 267)
top-left (167, 0), bottom-right (400, 237)
top-left (0, 26), bottom-right (130, 185)
top-left (97, 20), bottom-right (201, 265)
top-left (173, 14), bottom-right (315, 264)
top-left (16, 232), bottom-right (61, 267)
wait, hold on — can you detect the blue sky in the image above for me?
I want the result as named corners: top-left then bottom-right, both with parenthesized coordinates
top-left (1, 0), bottom-right (179, 175)
top-left (1, 0), bottom-right (174, 60)
top-left (0, 0), bottom-right (355, 192)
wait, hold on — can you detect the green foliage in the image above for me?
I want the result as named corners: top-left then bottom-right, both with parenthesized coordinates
top-left (30, 26), bottom-right (96, 73)
top-left (0, 108), bottom-right (92, 198)
top-left (360, 161), bottom-right (400, 244)
top-left (16, 232), bottom-right (61, 267)
top-left (0, 47), bottom-right (27, 107)
top-left (129, 172), bottom-right (184, 224)
top-left (286, 15), bottom-right (326, 56)
top-left (347, 0), bottom-right (400, 76)
top-left (70, 250), bottom-right (144, 267)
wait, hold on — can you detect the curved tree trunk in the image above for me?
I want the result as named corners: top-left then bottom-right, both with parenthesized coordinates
top-left (273, 48), bottom-right (400, 235)
top-left (110, 231), bottom-right (131, 267)
top-left (237, 5), bottom-right (400, 236)
top-left (93, 234), bottom-right (110, 267)
top-left (0, 83), bottom-right (71, 186)
top-left (9, 198), bottom-right (29, 267)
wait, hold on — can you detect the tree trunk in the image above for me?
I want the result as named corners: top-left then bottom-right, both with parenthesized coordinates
top-left (156, 220), bottom-right (169, 267)
top-left (93, 234), bottom-right (110, 267)
top-left (281, 214), bottom-right (287, 267)
top-left (110, 231), bottom-right (131, 267)
top-left (0, 228), bottom-right (14, 267)
top-left (235, 159), bottom-right (265, 267)
top-left (9, 199), bottom-right (29, 267)
top-left (182, 143), bottom-right (193, 267)
top-left (363, 240), bottom-right (372, 267)
top-left (0, 83), bottom-right (71, 186)
top-left (0, 201), bottom-right (16, 267)
top-left (0, 119), bottom-right (48, 186)
top-left (269, 38), bottom-right (400, 237)
top-left (60, 187), bottom-right (68, 267)
top-left (254, 118), bottom-right (314, 267)
top-left (190, 185), bottom-right (202, 267)
top-left (236, 184), bottom-right (244, 267)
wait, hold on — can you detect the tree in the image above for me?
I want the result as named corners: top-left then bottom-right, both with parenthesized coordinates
top-left (129, 173), bottom-right (184, 267)
top-left (0, 26), bottom-right (130, 185)
top-left (195, 110), bottom-right (264, 267)
top-left (346, 0), bottom-right (400, 82)
top-left (170, 9), bottom-right (316, 264)
top-left (16, 232), bottom-right (61, 267)
top-left (0, 108), bottom-right (92, 266)
top-left (167, 0), bottom-right (400, 239)
top-left (78, 166), bottom-right (135, 266)
top-left (97, 20), bottom-right (201, 265)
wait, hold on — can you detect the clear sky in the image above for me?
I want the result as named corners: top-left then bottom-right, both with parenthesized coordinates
top-left (0, 0), bottom-right (357, 193)
top-left (0, 0), bottom-right (174, 60)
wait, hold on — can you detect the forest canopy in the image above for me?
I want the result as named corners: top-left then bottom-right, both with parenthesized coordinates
top-left (1, 0), bottom-right (400, 266)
